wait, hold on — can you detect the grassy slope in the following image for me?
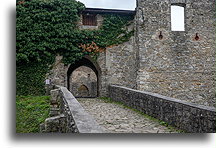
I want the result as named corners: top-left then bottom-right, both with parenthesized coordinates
top-left (16, 96), bottom-right (50, 133)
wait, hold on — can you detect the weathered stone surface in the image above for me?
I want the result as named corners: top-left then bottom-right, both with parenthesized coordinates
top-left (47, 1), bottom-right (215, 107)
top-left (41, 86), bottom-right (104, 133)
top-left (44, 114), bottom-right (66, 133)
top-left (47, 56), bottom-right (67, 87)
top-left (135, 0), bottom-right (215, 107)
top-left (77, 98), bottom-right (177, 133)
top-left (109, 85), bottom-right (216, 133)
top-left (70, 66), bottom-right (97, 98)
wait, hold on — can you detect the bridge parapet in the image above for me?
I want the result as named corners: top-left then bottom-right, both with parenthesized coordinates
top-left (108, 85), bottom-right (216, 133)
top-left (40, 85), bottom-right (104, 133)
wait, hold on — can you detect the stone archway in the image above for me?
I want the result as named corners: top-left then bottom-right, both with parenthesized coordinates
top-left (67, 56), bottom-right (101, 97)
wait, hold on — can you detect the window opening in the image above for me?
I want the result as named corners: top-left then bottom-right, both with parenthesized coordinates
top-left (171, 5), bottom-right (185, 31)
top-left (82, 14), bottom-right (97, 26)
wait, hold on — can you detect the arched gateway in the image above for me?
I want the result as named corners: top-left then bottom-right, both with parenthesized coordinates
top-left (67, 56), bottom-right (101, 97)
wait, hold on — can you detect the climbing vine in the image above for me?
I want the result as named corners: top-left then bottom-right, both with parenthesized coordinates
top-left (16, 0), bottom-right (134, 95)
top-left (16, 60), bottom-right (54, 96)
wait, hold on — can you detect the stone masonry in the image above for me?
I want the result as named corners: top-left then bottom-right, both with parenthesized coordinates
top-left (135, 0), bottom-right (215, 107)
top-left (77, 98), bottom-right (178, 133)
top-left (40, 86), bottom-right (104, 133)
top-left (48, 1), bottom-right (215, 108)
top-left (70, 66), bottom-right (97, 97)
top-left (108, 85), bottom-right (216, 133)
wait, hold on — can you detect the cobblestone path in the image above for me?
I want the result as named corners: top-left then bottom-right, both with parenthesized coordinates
top-left (77, 98), bottom-right (178, 133)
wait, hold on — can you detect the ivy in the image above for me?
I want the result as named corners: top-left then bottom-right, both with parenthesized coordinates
top-left (16, 0), bottom-right (85, 64)
top-left (16, 0), bottom-right (134, 95)
top-left (96, 14), bottom-right (134, 47)
top-left (16, 60), bottom-right (54, 96)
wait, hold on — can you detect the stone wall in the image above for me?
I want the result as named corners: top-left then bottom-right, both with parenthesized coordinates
top-left (95, 21), bottom-right (137, 95)
top-left (40, 85), bottom-right (104, 133)
top-left (47, 1), bottom-right (215, 107)
top-left (48, 32), bottom-right (137, 98)
top-left (108, 85), bottom-right (216, 133)
top-left (135, 0), bottom-right (215, 107)
top-left (105, 35), bottom-right (137, 89)
top-left (70, 66), bottom-right (97, 97)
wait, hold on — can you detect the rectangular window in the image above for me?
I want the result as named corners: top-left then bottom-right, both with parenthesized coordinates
top-left (171, 5), bottom-right (185, 31)
top-left (82, 14), bottom-right (97, 26)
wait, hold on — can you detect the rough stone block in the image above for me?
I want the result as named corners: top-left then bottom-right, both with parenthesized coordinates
top-left (109, 85), bottom-right (216, 133)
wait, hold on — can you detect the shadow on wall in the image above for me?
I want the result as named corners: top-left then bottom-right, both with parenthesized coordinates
top-left (69, 65), bottom-right (98, 98)
top-left (77, 84), bottom-right (90, 97)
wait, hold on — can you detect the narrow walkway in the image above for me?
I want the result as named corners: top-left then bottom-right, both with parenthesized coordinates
top-left (77, 98), bottom-right (178, 133)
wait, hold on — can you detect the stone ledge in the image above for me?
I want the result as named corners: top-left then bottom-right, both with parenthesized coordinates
top-left (110, 85), bottom-right (215, 112)
top-left (56, 86), bottom-right (104, 133)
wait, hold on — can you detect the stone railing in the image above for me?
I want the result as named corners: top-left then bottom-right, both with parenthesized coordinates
top-left (40, 85), bottom-right (104, 133)
top-left (108, 85), bottom-right (216, 133)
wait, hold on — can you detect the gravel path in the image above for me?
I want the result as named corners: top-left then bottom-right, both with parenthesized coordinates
top-left (77, 98), bottom-right (178, 133)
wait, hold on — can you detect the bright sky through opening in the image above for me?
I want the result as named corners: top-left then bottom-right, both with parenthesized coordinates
top-left (171, 6), bottom-right (185, 31)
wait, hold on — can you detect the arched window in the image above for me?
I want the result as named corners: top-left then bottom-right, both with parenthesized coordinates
top-left (171, 5), bottom-right (185, 31)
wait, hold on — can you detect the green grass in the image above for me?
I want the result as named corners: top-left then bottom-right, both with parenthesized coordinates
top-left (16, 95), bottom-right (50, 133)
top-left (97, 97), bottom-right (185, 133)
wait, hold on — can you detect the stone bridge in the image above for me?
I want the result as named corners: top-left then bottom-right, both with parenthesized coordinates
top-left (41, 85), bottom-right (216, 133)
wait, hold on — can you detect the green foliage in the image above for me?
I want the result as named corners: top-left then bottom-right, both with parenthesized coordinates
top-left (16, 0), bottom-right (85, 63)
top-left (95, 14), bottom-right (134, 47)
top-left (16, 61), bottom-right (53, 96)
top-left (16, 0), bottom-right (134, 64)
top-left (16, 0), bottom-right (134, 95)
top-left (16, 95), bottom-right (50, 133)
top-left (97, 97), bottom-right (113, 103)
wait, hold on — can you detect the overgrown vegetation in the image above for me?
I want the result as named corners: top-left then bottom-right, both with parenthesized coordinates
top-left (97, 97), bottom-right (185, 133)
top-left (16, 61), bottom-right (54, 96)
top-left (16, 96), bottom-right (50, 133)
top-left (16, 0), bottom-right (134, 95)
top-left (16, 0), bottom-right (85, 64)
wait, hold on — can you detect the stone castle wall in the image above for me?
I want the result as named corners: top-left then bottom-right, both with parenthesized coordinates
top-left (48, 0), bottom-right (215, 107)
top-left (104, 36), bottom-right (137, 89)
top-left (135, 0), bottom-right (215, 107)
